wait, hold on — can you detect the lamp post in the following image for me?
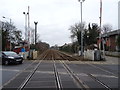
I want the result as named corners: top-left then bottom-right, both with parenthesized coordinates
top-left (99, 0), bottom-right (105, 60)
top-left (78, 0), bottom-right (85, 56)
top-left (3, 16), bottom-right (12, 51)
top-left (23, 12), bottom-right (28, 41)
top-left (23, 6), bottom-right (30, 51)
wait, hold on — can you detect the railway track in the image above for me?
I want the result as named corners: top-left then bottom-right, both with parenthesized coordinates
top-left (2, 49), bottom-right (118, 89)
top-left (18, 60), bottom-right (43, 90)
top-left (51, 50), bottom-right (116, 89)
top-left (53, 50), bottom-right (117, 89)
top-left (51, 51), bottom-right (88, 89)
top-left (3, 50), bottom-right (64, 89)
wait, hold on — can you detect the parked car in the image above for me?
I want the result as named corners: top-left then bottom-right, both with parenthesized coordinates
top-left (2, 51), bottom-right (23, 65)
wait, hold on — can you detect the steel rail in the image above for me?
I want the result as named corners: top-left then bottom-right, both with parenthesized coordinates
top-left (53, 60), bottom-right (63, 90)
top-left (19, 49), bottom-right (116, 89)
top-left (52, 52), bottom-right (63, 90)
top-left (87, 73), bottom-right (112, 90)
top-left (86, 63), bottom-right (118, 77)
top-left (59, 50), bottom-right (118, 78)
top-left (60, 60), bottom-right (89, 90)
top-left (56, 52), bottom-right (88, 89)
top-left (17, 60), bottom-right (42, 90)
top-left (57, 50), bottom-right (78, 61)
top-left (51, 51), bottom-right (89, 89)
top-left (2, 60), bottom-right (37, 89)
top-left (56, 51), bottom-right (113, 89)
top-left (17, 51), bottom-right (49, 90)
top-left (18, 50), bottom-right (61, 90)
top-left (65, 60), bottom-right (114, 90)
top-left (38, 49), bottom-right (50, 60)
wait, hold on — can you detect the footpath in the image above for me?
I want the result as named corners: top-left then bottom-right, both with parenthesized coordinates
top-left (83, 56), bottom-right (119, 65)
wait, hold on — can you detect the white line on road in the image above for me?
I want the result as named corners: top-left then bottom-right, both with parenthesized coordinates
top-left (91, 74), bottom-right (118, 78)
top-left (0, 69), bottom-right (20, 72)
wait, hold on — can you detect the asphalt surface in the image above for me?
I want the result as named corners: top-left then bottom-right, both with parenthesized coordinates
top-left (0, 60), bottom-right (34, 87)
top-left (1, 56), bottom-right (119, 89)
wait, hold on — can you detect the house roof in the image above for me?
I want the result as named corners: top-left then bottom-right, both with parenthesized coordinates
top-left (101, 29), bottom-right (120, 37)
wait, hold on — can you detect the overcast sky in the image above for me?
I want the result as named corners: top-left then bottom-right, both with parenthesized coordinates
top-left (0, 0), bottom-right (119, 46)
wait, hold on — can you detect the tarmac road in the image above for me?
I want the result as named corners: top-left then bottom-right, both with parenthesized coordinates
top-left (0, 60), bottom-right (34, 87)
top-left (1, 56), bottom-right (119, 89)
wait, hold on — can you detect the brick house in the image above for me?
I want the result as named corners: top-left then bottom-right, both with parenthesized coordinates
top-left (97, 29), bottom-right (120, 51)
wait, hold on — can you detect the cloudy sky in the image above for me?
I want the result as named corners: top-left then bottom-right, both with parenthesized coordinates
top-left (0, 0), bottom-right (119, 46)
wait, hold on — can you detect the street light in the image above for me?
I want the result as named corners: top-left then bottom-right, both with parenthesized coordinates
top-left (3, 16), bottom-right (12, 51)
top-left (78, 0), bottom-right (85, 56)
top-left (2, 16), bottom-right (11, 24)
top-left (23, 12), bottom-right (28, 41)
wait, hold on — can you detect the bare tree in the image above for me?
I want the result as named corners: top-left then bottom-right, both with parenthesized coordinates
top-left (0, 21), bottom-right (23, 50)
top-left (102, 24), bottom-right (112, 34)
top-left (69, 22), bottom-right (86, 45)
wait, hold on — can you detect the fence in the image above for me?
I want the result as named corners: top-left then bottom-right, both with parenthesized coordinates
top-left (105, 51), bottom-right (120, 57)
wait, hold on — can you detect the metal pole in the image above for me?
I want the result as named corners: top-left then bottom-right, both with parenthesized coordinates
top-left (28, 6), bottom-right (30, 44)
top-left (34, 22), bottom-right (38, 45)
top-left (78, 0), bottom-right (85, 56)
top-left (99, 0), bottom-right (105, 60)
top-left (25, 14), bottom-right (28, 41)
top-left (80, 1), bottom-right (84, 56)
top-left (24, 14), bottom-right (26, 41)
top-left (28, 6), bottom-right (30, 52)
top-left (23, 12), bottom-right (28, 42)
top-left (99, 0), bottom-right (102, 50)
top-left (10, 19), bottom-right (12, 51)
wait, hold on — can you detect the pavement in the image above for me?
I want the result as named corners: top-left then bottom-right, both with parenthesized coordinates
top-left (71, 56), bottom-right (119, 65)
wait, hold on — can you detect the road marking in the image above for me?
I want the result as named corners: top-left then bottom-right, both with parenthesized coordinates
top-left (36, 71), bottom-right (68, 75)
top-left (0, 69), bottom-right (20, 72)
top-left (76, 73), bottom-right (88, 76)
top-left (91, 74), bottom-right (118, 78)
